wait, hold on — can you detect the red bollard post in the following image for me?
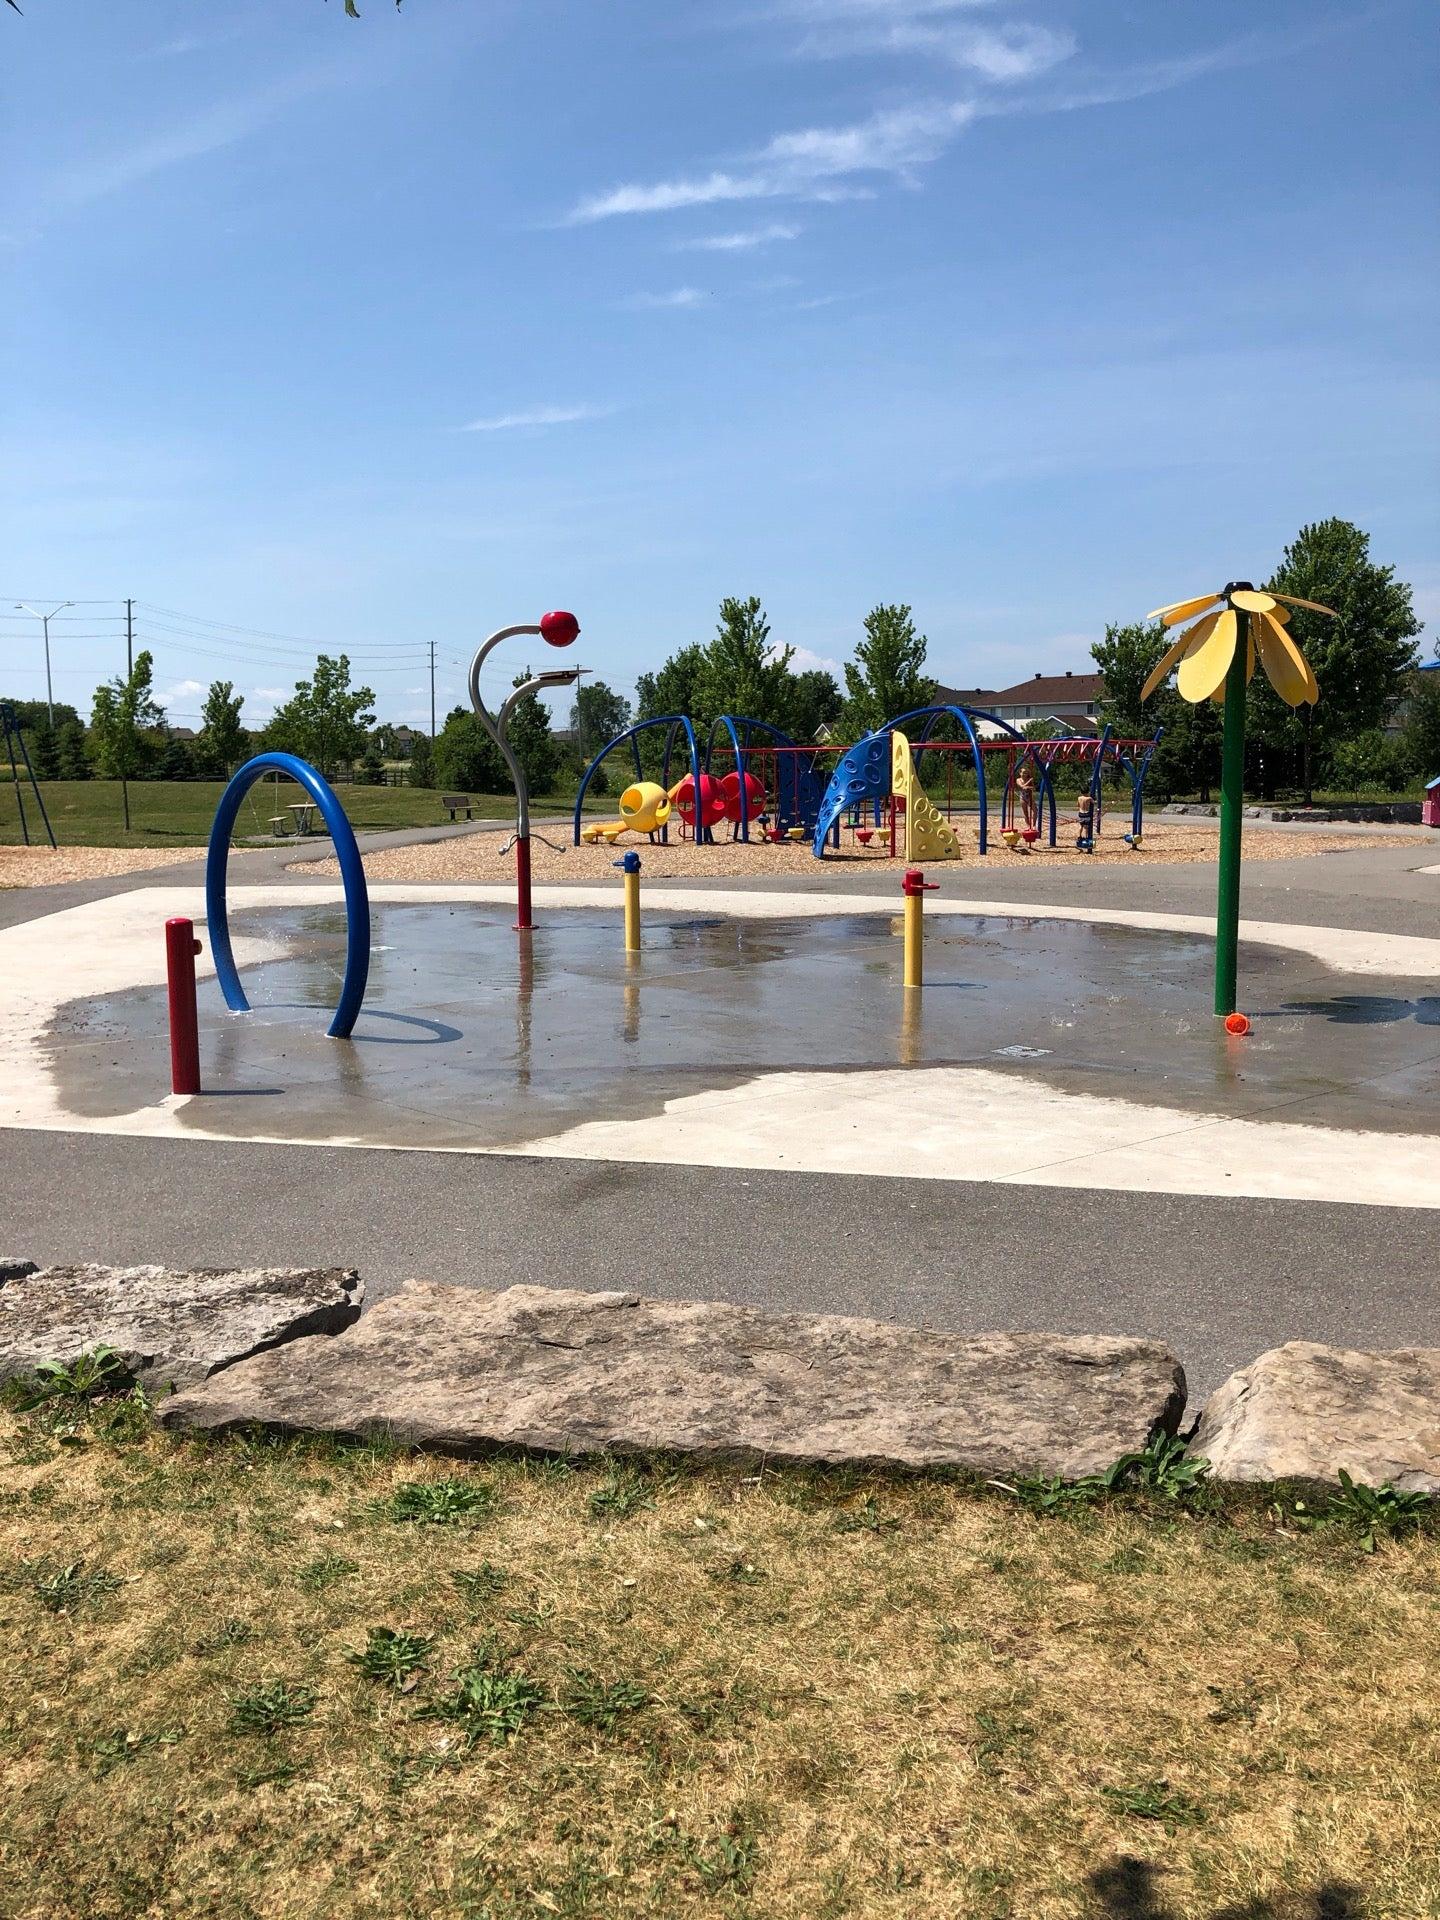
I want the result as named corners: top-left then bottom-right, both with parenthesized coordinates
top-left (514, 835), bottom-right (533, 932)
top-left (165, 916), bottom-right (202, 1095)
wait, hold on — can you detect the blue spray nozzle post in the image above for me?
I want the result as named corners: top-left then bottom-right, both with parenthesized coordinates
top-left (614, 851), bottom-right (642, 873)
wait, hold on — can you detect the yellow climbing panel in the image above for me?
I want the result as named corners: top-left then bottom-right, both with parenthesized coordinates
top-left (891, 730), bottom-right (964, 861)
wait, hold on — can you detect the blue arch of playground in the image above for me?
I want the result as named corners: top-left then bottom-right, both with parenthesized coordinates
top-left (572, 705), bottom-right (1161, 856)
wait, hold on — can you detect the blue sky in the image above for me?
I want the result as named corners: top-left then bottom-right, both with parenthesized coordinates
top-left (3, 0), bottom-right (1435, 733)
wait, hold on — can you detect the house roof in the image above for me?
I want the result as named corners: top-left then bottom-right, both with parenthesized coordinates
top-left (934, 672), bottom-right (1102, 711)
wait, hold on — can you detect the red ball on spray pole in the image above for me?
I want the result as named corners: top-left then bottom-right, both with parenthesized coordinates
top-left (540, 610), bottom-right (580, 648)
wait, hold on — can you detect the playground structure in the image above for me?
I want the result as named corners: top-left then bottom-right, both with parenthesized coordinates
top-left (573, 701), bottom-right (1161, 858)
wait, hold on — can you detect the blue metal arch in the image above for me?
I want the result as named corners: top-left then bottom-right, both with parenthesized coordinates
top-left (705, 714), bottom-right (824, 840)
top-left (572, 715), bottom-right (702, 846)
top-left (206, 752), bottom-right (370, 1040)
top-left (883, 703), bottom-right (1035, 855)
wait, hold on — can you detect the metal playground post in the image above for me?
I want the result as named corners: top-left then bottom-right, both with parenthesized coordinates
top-left (468, 612), bottom-right (583, 932)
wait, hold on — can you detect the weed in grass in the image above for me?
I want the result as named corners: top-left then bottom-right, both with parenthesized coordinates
top-left (90, 1725), bottom-right (183, 1774)
top-left (1103, 1543), bottom-right (1149, 1575)
top-left (833, 1496), bottom-right (901, 1534)
top-left (993, 1473), bottom-right (1103, 1515)
top-left (1328, 1471), bottom-right (1433, 1551)
top-left (586, 1463), bottom-right (657, 1522)
top-left (237, 1758), bottom-right (304, 1790)
top-left (974, 1705), bottom-right (1036, 1774)
top-left (297, 1551), bottom-right (361, 1591)
top-left (30, 1557), bottom-right (121, 1613)
top-left (1100, 1778), bottom-right (1209, 1832)
top-left (1100, 1433), bottom-right (1211, 1501)
top-left (382, 1477), bottom-right (496, 1526)
top-left (452, 1562), bottom-right (509, 1604)
top-left (3, 1346), bottom-right (130, 1412)
top-left (227, 1680), bottom-right (319, 1736)
top-left (561, 1668), bottom-right (651, 1734)
top-left (193, 1617), bottom-right (252, 1654)
top-left (348, 1626), bottom-right (433, 1691)
top-left (419, 1643), bottom-right (549, 1747)
top-left (690, 1820), bottom-right (760, 1894)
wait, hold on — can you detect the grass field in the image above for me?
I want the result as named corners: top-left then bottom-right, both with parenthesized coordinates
top-left (2, 1384), bottom-right (1436, 1920)
top-left (0, 779), bottom-right (601, 849)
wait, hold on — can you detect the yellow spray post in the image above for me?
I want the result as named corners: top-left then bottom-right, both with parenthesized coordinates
top-left (901, 866), bottom-right (937, 988)
top-left (616, 850), bottom-right (642, 953)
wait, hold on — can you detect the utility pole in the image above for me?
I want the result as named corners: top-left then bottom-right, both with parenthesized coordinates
top-left (126, 598), bottom-right (134, 674)
top-left (429, 639), bottom-right (436, 739)
top-left (12, 601), bottom-right (72, 726)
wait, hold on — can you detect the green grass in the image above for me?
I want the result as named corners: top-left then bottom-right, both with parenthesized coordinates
top-left (0, 778), bottom-right (602, 849)
top-left (2, 1393), bottom-right (1437, 1918)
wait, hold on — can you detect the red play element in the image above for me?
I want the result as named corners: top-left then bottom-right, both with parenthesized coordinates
top-left (514, 835), bottom-right (533, 930)
top-left (718, 769), bottom-right (764, 823)
top-left (1224, 1011), bottom-right (1251, 1036)
top-left (165, 916), bottom-right (202, 1096)
top-left (902, 867), bottom-right (938, 897)
top-left (1021, 827), bottom-right (1040, 844)
top-left (539, 609), bottom-right (580, 648)
top-left (672, 772), bottom-right (727, 831)
top-left (855, 827), bottom-right (874, 846)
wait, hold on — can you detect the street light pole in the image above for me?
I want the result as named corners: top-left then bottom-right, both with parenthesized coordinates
top-left (468, 611), bottom-right (583, 931)
top-left (13, 602), bottom-right (73, 726)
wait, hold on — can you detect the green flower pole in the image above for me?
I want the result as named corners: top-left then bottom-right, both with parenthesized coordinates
top-left (1213, 608), bottom-right (1248, 1017)
top-left (1141, 579), bottom-right (1331, 1020)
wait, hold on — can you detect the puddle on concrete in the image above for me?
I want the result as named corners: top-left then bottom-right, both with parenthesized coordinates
top-left (42, 902), bottom-right (1440, 1149)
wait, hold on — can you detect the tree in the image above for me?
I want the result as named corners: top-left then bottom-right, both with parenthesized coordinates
top-left (28, 720), bottom-right (61, 780)
top-left (198, 680), bottom-right (247, 777)
top-left (1250, 519), bottom-right (1423, 803)
top-left (262, 654), bottom-right (376, 778)
top-left (407, 733), bottom-right (435, 789)
top-left (433, 706), bottom-right (505, 795)
top-left (155, 734), bottom-right (194, 780)
top-left (357, 738), bottom-right (386, 785)
top-left (842, 604), bottom-right (937, 736)
top-left (697, 596), bottom-right (796, 730)
top-left (90, 650), bottom-right (164, 830)
top-left (635, 644), bottom-right (707, 727)
top-left (1329, 728), bottom-right (1414, 797)
top-left (1401, 668), bottom-right (1440, 785)
top-left (56, 716), bottom-right (91, 780)
top-left (504, 667), bottom-right (560, 794)
top-left (787, 668), bottom-right (843, 742)
top-left (571, 681), bottom-right (632, 764)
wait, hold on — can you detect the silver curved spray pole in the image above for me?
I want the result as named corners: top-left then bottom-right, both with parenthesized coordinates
top-left (467, 624), bottom-right (582, 929)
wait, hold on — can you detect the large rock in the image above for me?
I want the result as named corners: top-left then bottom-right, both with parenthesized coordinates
top-left (0, 1264), bottom-right (363, 1395)
top-left (161, 1282), bottom-right (1185, 1476)
top-left (0, 1259), bottom-right (38, 1284)
top-left (1191, 1341), bottom-right (1440, 1491)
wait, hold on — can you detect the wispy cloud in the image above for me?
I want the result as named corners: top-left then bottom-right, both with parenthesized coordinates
top-left (677, 222), bottom-right (801, 251)
top-left (621, 287), bottom-right (709, 310)
top-left (568, 101), bottom-right (973, 222)
top-left (459, 403), bottom-right (616, 433)
top-left (793, 8), bottom-right (1076, 82)
top-left (156, 677), bottom-right (203, 710)
top-left (781, 644), bottom-right (844, 676)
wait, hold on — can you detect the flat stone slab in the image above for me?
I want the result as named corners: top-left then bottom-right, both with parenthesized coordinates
top-left (160, 1282), bottom-right (1185, 1476)
top-left (0, 1264), bottom-right (363, 1395)
top-left (1191, 1341), bottom-right (1440, 1491)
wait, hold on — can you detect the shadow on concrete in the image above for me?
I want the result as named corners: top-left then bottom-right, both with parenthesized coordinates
top-left (1087, 1857), bottom-right (1366, 1918)
top-left (1276, 995), bottom-right (1440, 1026)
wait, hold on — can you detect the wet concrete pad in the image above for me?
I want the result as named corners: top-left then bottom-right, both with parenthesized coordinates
top-left (0, 1263), bottom-right (363, 1393)
top-left (159, 1280), bottom-right (1186, 1476)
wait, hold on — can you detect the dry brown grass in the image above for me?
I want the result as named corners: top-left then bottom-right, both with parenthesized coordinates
top-left (1, 1409), bottom-right (1436, 1920)
top-left (311, 822), bottom-right (1408, 888)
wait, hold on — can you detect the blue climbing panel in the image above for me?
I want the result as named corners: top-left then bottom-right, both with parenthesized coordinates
top-left (812, 733), bottom-right (890, 856)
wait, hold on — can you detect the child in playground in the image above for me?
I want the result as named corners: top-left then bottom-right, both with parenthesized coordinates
top-left (1075, 791), bottom-right (1095, 851)
top-left (1015, 759), bottom-right (1038, 831)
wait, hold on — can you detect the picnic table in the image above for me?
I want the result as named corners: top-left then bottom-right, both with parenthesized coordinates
top-left (288, 800), bottom-right (317, 835)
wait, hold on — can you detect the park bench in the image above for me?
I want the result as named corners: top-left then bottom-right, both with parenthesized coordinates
top-left (442, 793), bottom-right (476, 821)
